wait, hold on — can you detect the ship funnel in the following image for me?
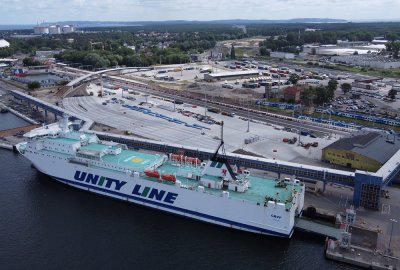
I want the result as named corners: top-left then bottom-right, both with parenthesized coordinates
top-left (59, 114), bottom-right (70, 134)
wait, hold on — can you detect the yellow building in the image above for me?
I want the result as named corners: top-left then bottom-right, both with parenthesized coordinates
top-left (322, 132), bottom-right (400, 172)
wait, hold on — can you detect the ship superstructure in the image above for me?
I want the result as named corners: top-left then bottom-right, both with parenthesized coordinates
top-left (16, 118), bottom-right (305, 237)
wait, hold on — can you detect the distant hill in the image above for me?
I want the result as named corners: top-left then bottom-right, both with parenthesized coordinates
top-left (50, 18), bottom-right (347, 28)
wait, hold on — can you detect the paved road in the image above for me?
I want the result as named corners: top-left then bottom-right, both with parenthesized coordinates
top-left (62, 96), bottom-right (224, 151)
top-left (105, 78), bottom-right (351, 136)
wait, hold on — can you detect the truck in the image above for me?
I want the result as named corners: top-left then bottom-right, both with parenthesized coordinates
top-left (221, 111), bottom-right (235, 117)
top-left (207, 107), bottom-right (221, 113)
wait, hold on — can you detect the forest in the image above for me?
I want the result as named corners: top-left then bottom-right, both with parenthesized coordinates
top-left (1, 22), bottom-right (400, 67)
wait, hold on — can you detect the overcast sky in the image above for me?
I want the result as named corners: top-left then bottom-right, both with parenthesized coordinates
top-left (0, 0), bottom-right (399, 24)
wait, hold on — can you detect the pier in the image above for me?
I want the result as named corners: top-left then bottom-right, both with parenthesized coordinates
top-left (9, 89), bottom-right (400, 209)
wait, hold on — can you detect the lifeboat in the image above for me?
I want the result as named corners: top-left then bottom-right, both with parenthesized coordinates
top-left (144, 170), bottom-right (160, 178)
top-left (161, 174), bottom-right (176, 182)
top-left (170, 154), bottom-right (184, 162)
top-left (185, 157), bottom-right (201, 165)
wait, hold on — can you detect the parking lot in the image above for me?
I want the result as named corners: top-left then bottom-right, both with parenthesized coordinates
top-left (62, 83), bottom-right (341, 167)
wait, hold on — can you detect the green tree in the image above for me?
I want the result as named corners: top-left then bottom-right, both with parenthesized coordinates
top-left (353, 51), bottom-right (359, 55)
top-left (23, 57), bottom-right (41, 66)
top-left (311, 48), bottom-right (317, 55)
top-left (314, 86), bottom-right (329, 105)
top-left (27, 81), bottom-right (41, 91)
top-left (288, 73), bottom-right (300, 85)
top-left (230, 44), bottom-right (236, 60)
top-left (386, 41), bottom-right (400, 59)
top-left (340, 83), bottom-right (352, 94)
top-left (327, 79), bottom-right (338, 100)
top-left (259, 46), bottom-right (270, 56)
top-left (388, 89), bottom-right (397, 100)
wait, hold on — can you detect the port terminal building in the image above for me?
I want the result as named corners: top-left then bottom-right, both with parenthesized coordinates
top-left (10, 90), bottom-right (400, 210)
top-left (204, 70), bottom-right (260, 82)
top-left (322, 131), bottom-right (400, 172)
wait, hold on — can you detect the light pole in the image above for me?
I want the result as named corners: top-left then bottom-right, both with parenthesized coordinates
top-left (204, 89), bottom-right (207, 117)
top-left (389, 218), bottom-right (398, 253)
top-left (247, 99), bottom-right (250, 133)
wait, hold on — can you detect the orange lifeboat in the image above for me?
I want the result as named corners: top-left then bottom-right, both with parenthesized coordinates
top-left (170, 154), bottom-right (184, 162)
top-left (144, 170), bottom-right (160, 178)
top-left (186, 157), bottom-right (201, 165)
top-left (161, 174), bottom-right (176, 182)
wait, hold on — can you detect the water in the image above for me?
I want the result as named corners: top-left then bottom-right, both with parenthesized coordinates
top-left (0, 114), bottom-right (356, 270)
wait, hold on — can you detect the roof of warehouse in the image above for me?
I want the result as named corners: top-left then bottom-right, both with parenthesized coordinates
top-left (323, 131), bottom-right (400, 164)
top-left (205, 70), bottom-right (260, 78)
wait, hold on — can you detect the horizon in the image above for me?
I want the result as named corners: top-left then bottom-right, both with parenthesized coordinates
top-left (1, 0), bottom-right (400, 25)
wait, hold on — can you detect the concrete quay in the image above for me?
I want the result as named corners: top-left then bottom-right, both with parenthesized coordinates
top-left (326, 238), bottom-right (399, 269)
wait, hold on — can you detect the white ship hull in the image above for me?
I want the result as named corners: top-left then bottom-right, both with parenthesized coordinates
top-left (27, 154), bottom-right (298, 238)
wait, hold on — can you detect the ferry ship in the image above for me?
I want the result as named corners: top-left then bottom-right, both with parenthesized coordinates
top-left (16, 117), bottom-right (305, 238)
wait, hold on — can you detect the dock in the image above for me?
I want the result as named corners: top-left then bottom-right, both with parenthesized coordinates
top-left (0, 142), bottom-right (14, 151)
top-left (326, 238), bottom-right (399, 269)
top-left (295, 218), bottom-right (342, 239)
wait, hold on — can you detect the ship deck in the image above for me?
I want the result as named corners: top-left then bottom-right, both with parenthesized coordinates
top-left (149, 162), bottom-right (300, 209)
top-left (45, 136), bottom-right (301, 208)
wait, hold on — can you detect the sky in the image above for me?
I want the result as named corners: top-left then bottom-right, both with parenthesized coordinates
top-left (0, 0), bottom-right (399, 24)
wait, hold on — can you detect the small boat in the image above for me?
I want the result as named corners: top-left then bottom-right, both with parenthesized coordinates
top-left (144, 170), bottom-right (160, 178)
top-left (161, 174), bottom-right (176, 182)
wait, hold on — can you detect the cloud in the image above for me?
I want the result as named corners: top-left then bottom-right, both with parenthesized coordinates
top-left (0, 0), bottom-right (399, 24)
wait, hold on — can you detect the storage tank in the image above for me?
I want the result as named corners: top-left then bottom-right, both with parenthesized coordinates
top-left (49, 25), bottom-right (61, 34)
top-left (62, 25), bottom-right (72, 33)
top-left (34, 26), bottom-right (49, 35)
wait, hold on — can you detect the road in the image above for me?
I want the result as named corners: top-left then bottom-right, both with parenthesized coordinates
top-left (105, 77), bottom-right (351, 136)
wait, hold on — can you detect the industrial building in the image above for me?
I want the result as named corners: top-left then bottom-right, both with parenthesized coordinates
top-left (203, 70), bottom-right (260, 82)
top-left (322, 131), bottom-right (400, 172)
top-left (331, 55), bottom-right (400, 69)
top-left (270, 52), bottom-right (295, 59)
top-left (33, 25), bottom-right (75, 35)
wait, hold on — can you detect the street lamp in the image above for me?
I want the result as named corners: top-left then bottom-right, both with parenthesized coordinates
top-left (246, 98), bottom-right (250, 133)
top-left (389, 218), bottom-right (398, 253)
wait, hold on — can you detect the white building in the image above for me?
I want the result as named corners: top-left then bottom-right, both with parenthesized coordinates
top-left (270, 52), bottom-right (295, 59)
top-left (0, 39), bottom-right (10, 48)
top-left (331, 55), bottom-right (400, 69)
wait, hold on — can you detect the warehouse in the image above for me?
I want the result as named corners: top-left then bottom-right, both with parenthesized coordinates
top-left (204, 70), bottom-right (260, 82)
top-left (322, 131), bottom-right (400, 172)
top-left (331, 55), bottom-right (400, 69)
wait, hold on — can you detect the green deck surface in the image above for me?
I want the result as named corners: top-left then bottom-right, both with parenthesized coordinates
top-left (44, 134), bottom-right (302, 207)
top-left (154, 162), bottom-right (300, 207)
top-left (102, 150), bottom-right (164, 171)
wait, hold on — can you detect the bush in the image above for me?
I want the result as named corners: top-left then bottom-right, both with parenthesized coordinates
top-left (27, 81), bottom-right (41, 90)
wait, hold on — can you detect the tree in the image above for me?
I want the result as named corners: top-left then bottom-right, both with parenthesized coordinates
top-left (311, 48), bottom-right (317, 55)
top-left (386, 41), bottom-right (400, 59)
top-left (27, 81), bottom-right (41, 91)
top-left (288, 73), bottom-right (300, 85)
top-left (230, 44), bottom-right (236, 60)
top-left (341, 83), bottom-right (352, 94)
top-left (327, 79), bottom-right (338, 100)
top-left (23, 57), bottom-right (41, 67)
top-left (386, 32), bottom-right (398, 42)
top-left (259, 46), bottom-right (270, 56)
top-left (388, 89), bottom-right (397, 100)
top-left (353, 51), bottom-right (359, 55)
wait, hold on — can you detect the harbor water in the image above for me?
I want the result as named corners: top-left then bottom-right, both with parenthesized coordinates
top-left (0, 113), bottom-right (356, 270)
